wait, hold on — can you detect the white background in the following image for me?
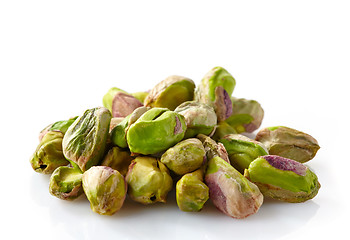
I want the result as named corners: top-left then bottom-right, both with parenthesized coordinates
top-left (1, 1), bottom-right (349, 239)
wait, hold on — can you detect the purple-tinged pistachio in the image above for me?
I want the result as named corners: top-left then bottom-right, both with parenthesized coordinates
top-left (244, 155), bottom-right (321, 203)
top-left (126, 108), bottom-right (186, 155)
top-left (197, 134), bottom-right (230, 164)
top-left (255, 126), bottom-right (320, 163)
top-left (126, 156), bottom-right (173, 204)
top-left (219, 134), bottom-right (268, 174)
top-left (174, 101), bottom-right (217, 138)
top-left (214, 86), bottom-right (233, 122)
top-left (39, 116), bottom-right (78, 141)
top-left (63, 107), bottom-right (111, 172)
top-left (101, 146), bottom-right (133, 176)
top-left (225, 97), bottom-right (264, 133)
top-left (111, 92), bottom-right (143, 118)
top-left (205, 156), bottom-right (263, 219)
top-left (176, 169), bottom-right (209, 212)
top-left (30, 131), bottom-right (69, 174)
top-left (195, 66), bottom-right (236, 105)
top-left (131, 91), bottom-right (149, 103)
top-left (160, 138), bottom-right (205, 175)
top-left (102, 87), bottom-right (128, 113)
top-left (144, 75), bottom-right (195, 110)
top-left (49, 166), bottom-right (83, 200)
top-left (82, 166), bottom-right (127, 215)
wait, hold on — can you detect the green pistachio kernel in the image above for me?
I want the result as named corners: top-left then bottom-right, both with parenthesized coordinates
top-left (245, 155), bottom-right (321, 203)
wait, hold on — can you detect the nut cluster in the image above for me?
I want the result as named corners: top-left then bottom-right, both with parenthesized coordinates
top-left (29, 66), bottom-right (321, 218)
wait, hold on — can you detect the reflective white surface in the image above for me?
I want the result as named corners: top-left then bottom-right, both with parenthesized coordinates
top-left (1, 1), bottom-right (349, 239)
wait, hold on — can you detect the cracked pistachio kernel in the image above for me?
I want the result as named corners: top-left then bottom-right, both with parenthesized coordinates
top-left (144, 75), bottom-right (195, 110)
top-left (225, 97), bottom-right (264, 133)
top-left (63, 107), bottom-right (111, 172)
top-left (244, 155), bottom-right (321, 203)
top-left (126, 156), bottom-right (173, 204)
top-left (255, 126), bottom-right (320, 163)
top-left (205, 156), bottom-right (263, 219)
top-left (126, 107), bottom-right (186, 155)
top-left (174, 101), bottom-right (217, 138)
top-left (39, 116), bottom-right (78, 141)
top-left (83, 166), bottom-right (127, 215)
top-left (110, 106), bottom-right (150, 149)
top-left (160, 138), bottom-right (205, 175)
top-left (49, 166), bottom-right (83, 200)
top-left (176, 169), bottom-right (209, 212)
top-left (30, 131), bottom-right (69, 174)
top-left (101, 146), bottom-right (133, 176)
top-left (219, 134), bottom-right (268, 174)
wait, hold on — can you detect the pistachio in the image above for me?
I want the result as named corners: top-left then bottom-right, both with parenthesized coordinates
top-left (30, 131), bottom-right (69, 174)
top-left (82, 166), bottom-right (127, 215)
top-left (197, 134), bottom-right (230, 164)
top-left (102, 87), bottom-right (128, 113)
top-left (219, 134), bottom-right (268, 174)
top-left (131, 91), bottom-right (149, 103)
top-left (63, 107), bottom-right (111, 172)
top-left (211, 121), bottom-right (237, 141)
top-left (126, 156), bottom-right (173, 204)
top-left (225, 97), bottom-right (264, 133)
top-left (244, 155), bottom-right (321, 202)
top-left (255, 126), bottom-right (320, 163)
top-left (100, 146), bottom-right (133, 176)
top-left (176, 169), bottom-right (209, 212)
top-left (126, 108), bottom-right (186, 155)
top-left (205, 156), bottom-right (263, 219)
top-left (111, 91), bottom-right (143, 118)
top-left (49, 166), bottom-right (83, 200)
top-left (144, 75), bottom-right (195, 110)
top-left (160, 138), bottom-right (205, 175)
top-left (109, 117), bottom-right (124, 132)
top-left (174, 101), bottom-right (217, 138)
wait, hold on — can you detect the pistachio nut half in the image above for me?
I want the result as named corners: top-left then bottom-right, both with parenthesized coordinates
top-left (205, 156), bottom-right (263, 219)
top-left (126, 156), bottom-right (173, 204)
top-left (144, 75), bottom-right (195, 110)
top-left (244, 155), bottom-right (321, 203)
top-left (83, 166), bottom-right (127, 215)
top-left (255, 126), bottom-right (320, 163)
top-left (63, 107), bottom-right (111, 172)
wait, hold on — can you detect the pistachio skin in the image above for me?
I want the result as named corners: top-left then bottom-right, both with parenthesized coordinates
top-left (111, 92), bottom-right (143, 118)
top-left (82, 166), bottom-right (127, 215)
top-left (219, 134), bottom-right (268, 174)
top-left (144, 75), bottom-right (195, 110)
top-left (63, 107), bottom-right (112, 172)
top-left (126, 157), bottom-right (173, 204)
top-left (205, 156), bottom-right (263, 219)
top-left (49, 166), bottom-right (83, 200)
top-left (197, 134), bottom-right (230, 164)
top-left (126, 108), bottom-right (186, 155)
top-left (160, 138), bottom-right (205, 175)
top-left (225, 97), bottom-right (264, 133)
top-left (109, 117), bottom-right (124, 132)
top-left (174, 101), bottom-right (217, 139)
top-left (176, 169), bottom-right (209, 212)
top-left (101, 146), bottom-right (133, 176)
top-left (255, 126), bottom-right (320, 163)
top-left (30, 131), bottom-right (69, 174)
top-left (245, 155), bottom-right (321, 203)
top-left (102, 87), bottom-right (128, 113)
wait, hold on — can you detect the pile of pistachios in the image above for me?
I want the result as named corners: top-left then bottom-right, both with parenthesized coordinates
top-left (30, 67), bottom-right (321, 218)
